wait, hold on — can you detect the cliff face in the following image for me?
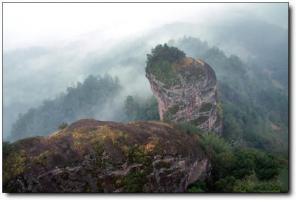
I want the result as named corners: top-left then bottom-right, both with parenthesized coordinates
top-left (3, 119), bottom-right (210, 193)
top-left (146, 57), bottom-right (222, 134)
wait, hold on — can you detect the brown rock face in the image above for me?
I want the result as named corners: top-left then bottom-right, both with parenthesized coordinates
top-left (146, 57), bottom-right (222, 134)
top-left (3, 119), bottom-right (210, 193)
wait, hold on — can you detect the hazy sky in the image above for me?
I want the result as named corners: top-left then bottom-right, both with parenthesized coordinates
top-left (3, 3), bottom-right (288, 50)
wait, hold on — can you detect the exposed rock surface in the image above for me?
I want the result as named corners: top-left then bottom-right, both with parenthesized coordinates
top-left (3, 119), bottom-right (210, 193)
top-left (146, 57), bottom-right (222, 134)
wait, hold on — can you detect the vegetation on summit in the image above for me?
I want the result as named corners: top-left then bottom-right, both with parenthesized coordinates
top-left (146, 44), bottom-right (186, 86)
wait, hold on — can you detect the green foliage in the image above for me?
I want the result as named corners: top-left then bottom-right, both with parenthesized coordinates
top-left (216, 102), bottom-right (223, 117)
top-left (200, 133), bottom-right (231, 155)
top-left (124, 96), bottom-right (139, 121)
top-left (146, 44), bottom-right (185, 86)
top-left (127, 145), bottom-right (152, 167)
top-left (3, 148), bottom-right (27, 183)
top-left (146, 44), bottom-right (186, 67)
top-left (58, 122), bottom-right (68, 130)
top-left (187, 181), bottom-right (207, 192)
top-left (188, 133), bottom-right (284, 193)
top-left (93, 142), bottom-right (105, 168)
top-left (123, 145), bottom-right (154, 192)
top-left (232, 149), bottom-right (256, 179)
top-left (149, 60), bottom-right (180, 86)
top-left (253, 152), bottom-right (281, 180)
top-left (278, 167), bottom-right (289, 192)
top-left (199, 133), bottom-right (235, 182)
top-left (10, 75), bottom-right (121, 141)
top-left (233, 176), bottom-right (281, 192)
top-left (176, 122), bottom-right (203, 135)
top-left (163, 105), bottom-right (180, 121)
top-left (122, 170), bottom-right (146, 192)
top-left (32, 150), bottom-right (51, 166)
top-left (123, 95), bottom-right (159, 121)
top-left (213, 176), bottom-right (236, 192)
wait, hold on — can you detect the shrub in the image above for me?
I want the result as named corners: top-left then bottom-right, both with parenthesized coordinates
top-left (58, 122), bottom-right (68, 130)
top-left (176, 122), bottom-right (202, 135)
top-left (187, 181), bottom-right (207, 192)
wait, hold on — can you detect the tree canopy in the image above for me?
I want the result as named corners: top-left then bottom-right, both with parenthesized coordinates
top-left (146, 44), bottom-right (186, 68)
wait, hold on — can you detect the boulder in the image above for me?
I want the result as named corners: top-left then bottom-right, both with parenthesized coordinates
top-left (3, 119), bottom-right (210, 193)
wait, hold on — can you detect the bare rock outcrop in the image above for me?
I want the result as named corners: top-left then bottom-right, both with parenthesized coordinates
top-left (3, 119), bottom-right (210, 193)
top-left (146, 46), bottom-right (222, 134)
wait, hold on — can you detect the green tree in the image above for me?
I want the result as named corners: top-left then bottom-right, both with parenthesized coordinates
top-left (124, 96), bottom-right (139, 120)
top-left (146, 44), bottom-right (185, 67)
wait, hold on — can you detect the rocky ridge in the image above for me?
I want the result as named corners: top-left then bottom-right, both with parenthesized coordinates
top-left (3, 119), bottom-right (210, 193)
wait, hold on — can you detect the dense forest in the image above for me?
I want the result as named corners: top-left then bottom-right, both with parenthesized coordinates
top-left (176, 127), bottom-right (286, 192)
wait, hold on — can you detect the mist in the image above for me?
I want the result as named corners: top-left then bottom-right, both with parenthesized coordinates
top-left (3, 3), bottom-right (288, 140)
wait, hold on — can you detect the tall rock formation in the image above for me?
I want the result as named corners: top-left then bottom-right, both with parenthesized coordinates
top-left (146, 44), bottom-right (222, 134)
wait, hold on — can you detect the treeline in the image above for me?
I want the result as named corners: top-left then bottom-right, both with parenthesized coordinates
top-left (9, 75), bottom-right (159, 141)
top-left (10, 75), bottom-right (121, 141)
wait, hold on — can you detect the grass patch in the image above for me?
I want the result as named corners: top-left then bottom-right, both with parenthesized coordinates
top-left (3, 149), bottom-right (27, 182)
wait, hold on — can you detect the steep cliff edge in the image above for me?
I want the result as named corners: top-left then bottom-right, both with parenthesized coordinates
top-left (146, 44), bottom-right (222, 134)
top-left (3, 119), bottom-right (210, 193)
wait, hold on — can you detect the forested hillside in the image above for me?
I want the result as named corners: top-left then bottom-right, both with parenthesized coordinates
top-left (10, 75), bottom-right (121, 140)
top-left (9, 75), bottom-right (159, 141)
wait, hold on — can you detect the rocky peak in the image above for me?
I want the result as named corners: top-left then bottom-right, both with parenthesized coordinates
top-left (146, 45), bottom-right (222, 134)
